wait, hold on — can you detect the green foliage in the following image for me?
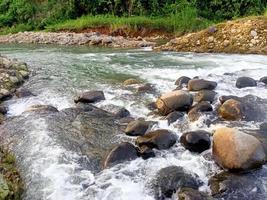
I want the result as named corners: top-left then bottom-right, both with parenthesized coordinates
top-left (195, 0), bottom-right (267, 20)
top-left (0, 0), bottom-right (266, 34)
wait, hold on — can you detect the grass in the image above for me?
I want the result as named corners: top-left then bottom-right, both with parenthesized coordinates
top-left (46, 13), bottom-right (213, 34)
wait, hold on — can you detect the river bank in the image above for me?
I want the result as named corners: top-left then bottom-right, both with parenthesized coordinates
top-left (1, 17), bottom-right (267, 55)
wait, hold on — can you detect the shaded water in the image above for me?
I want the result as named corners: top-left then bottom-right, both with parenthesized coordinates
top-left (0, 44), bottom-right (267, 200)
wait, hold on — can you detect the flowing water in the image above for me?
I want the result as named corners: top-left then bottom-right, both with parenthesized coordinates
top-left (0, 44), bottom-right (267, 200)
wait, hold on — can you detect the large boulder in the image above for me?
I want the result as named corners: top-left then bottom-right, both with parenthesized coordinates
top-left (103, 142), bottom-right (139, 168)
top-left (136, 129), bottom-right (177, 150)
top-left (236, 77), bottom-right (257, 88)
top-left (74, 91), bottom-right (105, 103)
top-left (213, 127), bottom-right (266, 171)
top-left (24, 104), bottom-right (59, 113)
top-left (124, 119), bottom-right (151, 136)
top-left (180, 131), bottom-right (211, 153)
top-left (188, 79), bottom-right (217, 91)
top-left (175, 76), bottom-right (191, 89)
top-left (153, 166), bottom-right (202, 200)
top-left (188, 101), bottom-right (213, 122)
top-left (156, 90), bottom-right (193, 115)
top-left (194, 90), bottom-right (217, 103)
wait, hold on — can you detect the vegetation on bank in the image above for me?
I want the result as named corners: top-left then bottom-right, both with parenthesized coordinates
top-left (0, 147), bottom-right (23, 200)
top-left (0, 0), bottom-right (266, 35)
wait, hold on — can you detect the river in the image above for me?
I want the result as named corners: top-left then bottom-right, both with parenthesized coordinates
top-left (0, 44), bottom-right (267, 200)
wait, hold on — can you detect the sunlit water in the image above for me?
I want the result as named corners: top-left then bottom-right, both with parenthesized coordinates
top-left (0, 44), bottom-right (267, 200)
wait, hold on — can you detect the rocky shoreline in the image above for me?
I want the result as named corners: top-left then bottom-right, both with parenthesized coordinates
top-left (0, 55), bottom-right (29, 199)
top-left (0, 31), bottom-right (155, 48)
top-left (156, 17), bottom-right (267, 55)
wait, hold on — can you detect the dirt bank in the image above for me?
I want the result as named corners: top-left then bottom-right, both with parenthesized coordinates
top-left (156, 17), bottom-right (267, 55)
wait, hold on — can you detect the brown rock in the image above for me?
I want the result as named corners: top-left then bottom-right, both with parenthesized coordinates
top-left (218, 99), bottom-right (244, 120)
top-left (188, 79), bottom-right (217, 91)
top-left (123, 78), bottom-right (140, 86)
top-left (156, 90), bottom-right (193, 115)
top-left (213, 127), bottom-right (266, 171)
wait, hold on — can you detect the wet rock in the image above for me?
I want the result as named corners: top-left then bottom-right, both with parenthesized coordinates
top-left (213, 127), bottom-right (266, 171)
top-left (156, 90), bottom-right (193, 115)
top-left (74, 91), bottom-right (105, 104)
top-left (194, 90), bottom-right (217, 103)
top-left (100, 104), bottom-right (130, 118)
top-left (0, 105), bottom-right (7, 115)
top-left (153, 166), bottom-right (202, 200)
top-left (208, 170), bottom-right (267, 199)
top-left (123, 78), bottom-right (140, 86)
top-left (136, 129), bottom-right (177, 150)
top-left (218, 99), bottom-right (244, 120)
top-left (24, 104), bottom-right (59, 113)
top-left (175, 76), bottom-right (191, 89)
top-left (164, 111), bottom-right (184, 125)
top-left (103, 142), bottom-right (139, 168)
top-left (260, 123), bottom-right (267, 134)
top-left (117, 117), bottom-right (135, 125)
top-left (146, 102), bottom-right (157, 111)
top-left (219, 95), bottom-right (240, 104)
top-left (177, 187), bottom-right (214, 200)
top-left (188, 79), bottom-right (217, 91)
top-left (124, 119), bottom-right (151, 136)
top-left (218, 95), bottom-right (267, 122)
top-left (137, 145), bottom-right (155, 159)
top-left (236, 77), bottom-right (257, 88)
top-left (188, 101), bottom-right (213, 121)
top-left (136, 83), bottom-right (156, 93)
top-left (180, 131), bottom-right (211, 153)
top-left (259, 76), bottom-right (267, 84)
top-left (15, 88), bottom-right (35, 98)
top-left (0, 113), bottom-right (4, 124)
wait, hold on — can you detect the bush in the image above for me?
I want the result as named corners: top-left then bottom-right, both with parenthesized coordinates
top-left (194, 0), bottom-right (267, 20)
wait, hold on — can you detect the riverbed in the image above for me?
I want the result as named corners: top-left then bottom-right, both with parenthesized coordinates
top-left (0, 44), bottom-right (267, 200)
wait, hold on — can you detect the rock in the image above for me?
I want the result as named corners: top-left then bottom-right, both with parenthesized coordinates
top-left (194, 90), bottom-right (217, 103)
top-left (74, 91), bottom-right (105, 103)
top-left (15, 88), bottom-right (35, 98)
top-left (208, 170), bottom-right (267, 199)
top-left (177, 187), bottom-right (214, 200)
top-left (164, 111), bottom-right (184, 125)
top-left (137, 145), bottom-right (155, 159)
top-left (123, 78), bottom-right (140, 86)
top-left (188, 79), bottom-right (217, 91)
top-left (219, 95), bottom-right (240, 104)
top-left (218, 99), bottom-right (244, 120)
top-left (260, 123), bottom-right (267, 134)
top-left (153, 166), bottom-right (202, 200)
top-left (146, 102), bottom-right (157, 111)
top-left (136, 83), bottom-right (155, 93)
top-left (213, 127), bottom-right (266, 171)
top-left (24, 105), bottom-right (59, 113)
top-left (188, 101), bottom-right (213, 121)
top-left (100, 104), bottom-right (130, 118)
top-left (175, 76), bottom-right (191, 88)
top-left (236, 77), bottom-right (257, 88)
top-left (103, 142), bottom-right (139, 168)
top-left (180, 131), bottom-right (211, 153)
top-left (124, 119), bottom-right (151, 136)
top-left (136, 129), bottom-right (177, 150)
top-left (251, 30), bottom-right (257, 37)
top-left (0, 113), bottom-right (4, 124)
top-left (259, 76), bottom-right (267, 84)
top-left (156, 90), bottom-right (193, 115)
top-left (0, 105), bottom-right (7, 115)
top-left (117, 117), bottom-right (135, 125)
